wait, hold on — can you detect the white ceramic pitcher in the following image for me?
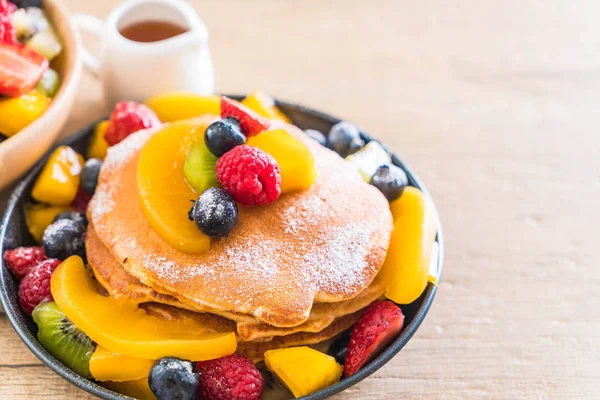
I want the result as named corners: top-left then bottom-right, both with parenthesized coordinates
top-left (72, 0), bottom-right (214, 105)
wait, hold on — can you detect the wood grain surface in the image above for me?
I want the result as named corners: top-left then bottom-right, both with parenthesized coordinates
top-left (1, 0), bottom-right (599, 399)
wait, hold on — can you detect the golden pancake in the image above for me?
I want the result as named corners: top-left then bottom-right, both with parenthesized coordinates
top-left (89, 116), bottom-right (393, 328)
top-left (140, 302), bottom-right (362, 363)
top-left (86, 221), bottom-right (385, 341)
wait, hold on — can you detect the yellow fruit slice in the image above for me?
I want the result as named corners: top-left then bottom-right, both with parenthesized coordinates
top-left (88, 121), bottom-right (110, 160)
top-left (247, 129), bottom-right (316, 193)
top-left (24, 203), bottom-right (72, 243)
top-left (0, 90), bottom-right (51, 136)
top-left (31, 146), bottom-right (85, 206)
top-left (51, 256), bottom-right (237, 360)
top-left (264, 347), bottom-right (342, 398)
top-left (90, 346), bottom-right (154, 382)
top-left (104, 379), bottom-right (156, 400)
top-left (379, 187), bottom-right (437, 304)
top-left (137, 121), bottom-right (212, 253)
top-left (145, 92), bottom-right (221, 122)
top-left (242, 91), bottom-right (290, 123)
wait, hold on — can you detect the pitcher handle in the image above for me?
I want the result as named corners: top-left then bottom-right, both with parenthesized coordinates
top-left (71, 14), bottom-right (104, 77)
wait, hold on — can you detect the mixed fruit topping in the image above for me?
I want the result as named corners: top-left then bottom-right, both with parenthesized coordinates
top-left (3, 91), bottom-right (439, 400)
top-left (0, 0), bottom-right (63, 137)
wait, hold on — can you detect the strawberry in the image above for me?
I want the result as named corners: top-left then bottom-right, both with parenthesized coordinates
top-left (0, 42), bottom-right (48, 97)
top-left (0, 16), bottom-right (15, 44)
top-left (104, 101), bottom-right (161, 146)
top-left (220, 96), bottom-right (270, 137)
top-left (343, 301), bottom-right (405, 377)
top-left (0, 0), bottom-right (16, 17)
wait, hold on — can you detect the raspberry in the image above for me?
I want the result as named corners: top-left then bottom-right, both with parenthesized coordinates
top-left (18, 258), bottom-right (60, 315)
top-left (216, 145), bottom-right (281, 206)
top-left (221, 97), bottom-right (270, 137)
top-left (196, 355), bottom-right (264, 400)
top-left (3, 246), bottom-right (47, 280)
top-left (71, 187), bottom-right (92, 213)
top-left (0, 16), bottom-right (16, 44)
top-left (104, 101), bottom-right (161, 146)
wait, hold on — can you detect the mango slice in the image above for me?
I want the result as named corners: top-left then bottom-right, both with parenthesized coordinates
top-left (87, 121), bottom-right (110, 160)
top-left (31, 146), bottom-right (85, 206)
top-left (247, 129), bottom-right (316, 193)
top-left (51, 256), bottom-right (237, 360)
top-left (264, 347), bottom-right (342, 398)
top-left (242, 91), bottom-right (290, 123)
top-left (104, 379), bottom-right (156, 400)
top-left (379, 187), bottom-right (437, 304)
top-left (90, 346), bottom-right (154, 382)
top-left (145, 92), bottom-right (220, 122)
top-left (0, 90), bottom-right (51, 136)
top-left (25, 203), bottom-right (72, 243)
top-left (137, 121), bottom-right (213, 253)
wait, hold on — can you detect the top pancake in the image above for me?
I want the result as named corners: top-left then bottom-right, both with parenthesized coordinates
top-left (89, 116), bottom-right (393, 328)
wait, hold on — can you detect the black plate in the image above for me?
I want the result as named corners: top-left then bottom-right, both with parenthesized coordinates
top-left (0, 98), bottom-right (443, 400)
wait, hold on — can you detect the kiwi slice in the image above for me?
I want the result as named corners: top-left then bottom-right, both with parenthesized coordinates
top-left (32, 302), bottom-right (96, 379)
top-left (35, 68), bottom-right (61, 98)
top-left (184, 139), bottom-right (219, 194)
top-left (258, 363), bottom-right (292, 400)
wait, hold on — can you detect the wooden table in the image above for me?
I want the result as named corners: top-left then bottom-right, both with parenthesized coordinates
top-left (2, 0), bottom-right (599, 398)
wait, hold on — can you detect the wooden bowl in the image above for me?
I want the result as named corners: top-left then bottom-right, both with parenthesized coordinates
top-left (0, 0), bottom-right (82, 190)
top-left (0, 99), bottom-right (443, 399)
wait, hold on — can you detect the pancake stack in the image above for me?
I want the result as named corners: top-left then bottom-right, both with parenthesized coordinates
top-left (86, 115), bottom-right (394, 361)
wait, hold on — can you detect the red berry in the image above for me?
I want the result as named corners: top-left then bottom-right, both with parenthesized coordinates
top-left (18, 258), bottom-right (61, 315)
top-left (3, 246), bottom-right (47, 280)
top-left (104, 101), bottom-right (161, 146)
top-left (220, 97), bottom-right (270, 137)
top-left (0, 43), bottom-right (48, 97)
top-left (0, 0), bottom-right (16, 17)
top-left (0, 16), bottom-right (15, 44)
top-left (71, 187), bottom-right (93, 213)
top-left (216, 145), bottom-right (281, 206)
top-left (196, 355), bottom-right (264, 400)
top-left (344, 301), bottom-right (405, 377)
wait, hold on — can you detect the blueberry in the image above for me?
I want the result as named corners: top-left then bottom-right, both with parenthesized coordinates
top-left (42, 219), bottom-right (86, 260)
top-left (204, 118), bottom-right (246, 157)
top-left (12, 0), bottom-right (42, 8)
top-left (329, 330), bottom-right (352, 365)
top-left (148, 357), bottom-right (198, 400)
top-left (188, 187), bottom-right (238, 238)
top-left (52, 211), bottom-right (88, 229)
top-left (80, 158), bottom-right (103, 195)
top-left (370, 164), bottom-right (409, 201)
top-left (304, 129), bottom-right (327, 147)
top-left (328, 121), bottom-right (365, 157)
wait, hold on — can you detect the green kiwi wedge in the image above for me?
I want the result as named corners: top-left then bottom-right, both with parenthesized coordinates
top-left (184, 138), bottom-right (219, 194)
top-left (32, 302), bottom-right (96, 379)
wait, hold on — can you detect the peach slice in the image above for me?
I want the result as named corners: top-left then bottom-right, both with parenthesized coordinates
top-left (51, 256), bottom-right (237, 360)
top-left (90, 346), bottom-right (154, 382)
top-left (31, 146), bottom-right (85, 206)
top-left (145, 92), bottom-right (221, 122)
top-left (247, 129), bottom-right (316, 193)
top-left (137, 121), bottom-right (216, 253)
top-left (241, 91), bottom-right (291, 123)
top-left (264, 346), bottom-right (342, 398)
top-left (379, 187), bottom-right (437, 304)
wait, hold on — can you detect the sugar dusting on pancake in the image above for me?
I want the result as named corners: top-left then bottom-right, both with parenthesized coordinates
top-left (89, 116), bottom-right (393, 328)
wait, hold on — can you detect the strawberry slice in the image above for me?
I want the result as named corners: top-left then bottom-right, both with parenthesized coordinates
top-left (221, 96), bottom-right (270, 136)
top-left (344, 301), bottom-right (405, 377)
top-left (0, 0), bottom-right (16, 17)
top-left (0, 43), bottom-right (49, 97)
